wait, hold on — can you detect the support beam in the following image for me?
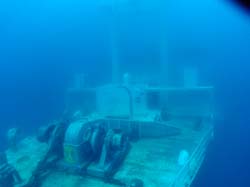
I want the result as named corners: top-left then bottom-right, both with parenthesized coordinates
top-left (159, 2), bottom-right (169, 87)
top-left (111, 33), bottom-right (120, 84)
top-left (110, 3), bottom-right (120, 84)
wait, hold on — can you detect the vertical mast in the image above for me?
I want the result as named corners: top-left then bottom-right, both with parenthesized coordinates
top-left (110, 2), bottom-right (120, 84)
top-left (111, 29), bottom-right (120, 84)
top-left (159, 2), bottom-right (169, 87)
top-left (160, 26), bottom-right (168, 86)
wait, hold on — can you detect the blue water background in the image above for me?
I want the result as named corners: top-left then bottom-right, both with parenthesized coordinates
top-left (0, 0), bottom-right (250, 186)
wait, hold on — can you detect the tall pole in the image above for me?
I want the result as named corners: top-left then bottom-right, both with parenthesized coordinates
top-left (111, 26), bottom-right (120, 84)
top-left (159, 2), bottom-right (169, 87)
top-left (110, 3), bottom-right (120, 84)
top-left (160, 25), bottom-right (169, 86)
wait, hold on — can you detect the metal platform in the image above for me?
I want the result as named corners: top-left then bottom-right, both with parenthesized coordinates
top-left (4, 84), bottom-right (214, 187)
top-left (6, 117), bottom-right (213, 187)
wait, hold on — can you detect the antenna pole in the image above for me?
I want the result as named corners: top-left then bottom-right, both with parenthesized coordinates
top-left (110, 4), bottom-right (120, 84)
top-left (159, 2), bottom-right (169, 87)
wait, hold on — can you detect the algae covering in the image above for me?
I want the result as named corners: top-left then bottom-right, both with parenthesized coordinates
top-left (3, 85), bottom-right (214, 187)
top-left (6, 138), bottom-right (48, 185)
top-left (5, 118), bottom-right (213, 187)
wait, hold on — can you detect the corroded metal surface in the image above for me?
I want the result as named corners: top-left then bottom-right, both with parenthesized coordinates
top-left (6, 137), bottom-right (48, 185)
top-left (6, 118), bottom-right (212, 187)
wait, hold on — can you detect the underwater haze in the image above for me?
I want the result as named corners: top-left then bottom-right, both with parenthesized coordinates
top-left (0, 0), bottom-right (250, 187)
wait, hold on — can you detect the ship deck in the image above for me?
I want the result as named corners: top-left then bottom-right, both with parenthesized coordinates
top-left (6, 117), bottom-right (213, 187)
